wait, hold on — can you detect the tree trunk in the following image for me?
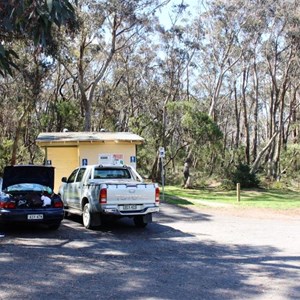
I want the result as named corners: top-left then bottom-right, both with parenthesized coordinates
top-left (250, 132), bottom-right (278, 174)
top-left (251, 57), bottom-right (259, 161)
top-left (11, 107), bottom-right (28, 165)
top-left (241, 66), bottom-right (250, 164)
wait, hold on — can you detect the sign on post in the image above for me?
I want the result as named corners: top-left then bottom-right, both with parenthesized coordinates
top-left (159, 147), bottom-right (165, 158)
top-left (159, 147), bottom-right (165, 201)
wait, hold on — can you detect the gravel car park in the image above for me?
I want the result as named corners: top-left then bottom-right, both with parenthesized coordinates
top-left (0, 202), bottom-right (299, 299)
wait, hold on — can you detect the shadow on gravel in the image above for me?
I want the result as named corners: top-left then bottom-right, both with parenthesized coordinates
top-left (0, 203), bottom-right (299, 300)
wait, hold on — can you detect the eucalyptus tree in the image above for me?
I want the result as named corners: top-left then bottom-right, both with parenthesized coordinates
top-left (259, 0), bottom-right (300, 178)
top-left (0, 0), bottom-right (79, 168)
top-left (188, 0), bottom-right (300, 181)
top-left (186, 0), bottom-right (253, 177)
top-left (58, 0), bottom-right (170, 131)
top-left (192, 1), bottom-right (246, 121)
top-left (91, 2), bottom-right (206, 180)
top-left (0, 39), bottom-right (52, 166)
top-left (142, 3), bottom-right (205, 180)
top-left (0, 0), bottom-right (77, 76)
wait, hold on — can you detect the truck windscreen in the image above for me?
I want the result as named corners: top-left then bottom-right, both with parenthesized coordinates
top-left (94, 169), bottom-right (131, 179)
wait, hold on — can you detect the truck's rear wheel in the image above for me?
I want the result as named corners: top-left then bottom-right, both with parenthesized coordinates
top-left (134, 215), bottom-right (148, 228)
top-left (83, 203), bottom-right (93, 229)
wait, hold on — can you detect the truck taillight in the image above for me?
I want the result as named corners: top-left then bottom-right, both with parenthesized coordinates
top-left (155, 187), bottom-right (160, 203)
top-left (99, 188), bottom-right (107, 204)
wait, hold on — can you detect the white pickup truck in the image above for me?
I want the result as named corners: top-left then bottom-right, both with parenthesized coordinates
top-left (59, 164), bottom-right (160, 229)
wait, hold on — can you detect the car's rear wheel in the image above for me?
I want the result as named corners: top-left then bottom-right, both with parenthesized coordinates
top-left (48, 222), bottom-right (61, 230)
top-left (82, 203), bottom-right (93, 229)
top-left (134, 215), bottom-right (148, 228)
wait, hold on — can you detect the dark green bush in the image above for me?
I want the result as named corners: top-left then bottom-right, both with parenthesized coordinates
top-left (222, 163), bottom-right (260, 190)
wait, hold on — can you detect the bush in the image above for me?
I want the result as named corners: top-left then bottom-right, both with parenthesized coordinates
top-left (220, 178), bottom-right (235, 190)
top-left (223, 163), bottom-right (260, 189)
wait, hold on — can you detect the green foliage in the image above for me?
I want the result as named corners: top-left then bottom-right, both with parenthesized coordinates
top-left (38, 100), bottom-right (82, 131)
top-left (136, 144), bottom-right (158, 177)
top-left (56, 100), bottom-right (82, 131)
top-left (0, 139), bottom-right (14, 174)
top-left (0, 0), bottom-right (78, 76)
top-left (280, 145), bottom-right (300, 178)
top-left (168, 101), bottom-right (223, 145)
top-left (181, 111), bottom-right (223, 144)
top-left (166, 101), bottom-right (223, 176)
top-left (129, 115), bottom-right (162, 177)
top-left (0, 45), bottom-right (19, 76)
top-left (0, 138), bottom-right (42, 175)
top-left (269, 180), bottom-right (286, 190)
top-left (223, 163), bottom-right (260, 190)
top-left (220, 179), bottom-right (235, 190)
top-left (1, 0), bottom-right (300, 190)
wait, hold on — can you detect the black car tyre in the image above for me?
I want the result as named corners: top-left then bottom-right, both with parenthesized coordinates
top-left (48, 222), bottom-right (61, 230)
top-left (134, 215), bottom-right (148, 228)
top-left (82, 203), bottom-right (93, 229)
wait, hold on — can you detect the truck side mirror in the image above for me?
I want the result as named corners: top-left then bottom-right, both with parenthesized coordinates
top-left (61, 177), bottom-right (67, 183)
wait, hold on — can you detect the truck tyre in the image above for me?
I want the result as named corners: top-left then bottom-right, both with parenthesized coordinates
top-left (64, 209), bottom-right (71, 219)
top-left (134, 215), bottom-right (148, 228)
top-left (82, 203), bottom-right (93, 229)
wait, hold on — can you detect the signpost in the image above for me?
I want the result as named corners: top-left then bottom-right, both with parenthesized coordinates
top-left (159, 147), bottom-right (165, 201)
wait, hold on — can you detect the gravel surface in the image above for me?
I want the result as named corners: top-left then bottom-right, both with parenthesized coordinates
top-left (0, 202), bottom-right (299, 300)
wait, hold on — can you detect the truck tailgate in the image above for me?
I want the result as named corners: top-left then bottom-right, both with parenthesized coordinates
top-left (106, 183), bottom-right (156, 205)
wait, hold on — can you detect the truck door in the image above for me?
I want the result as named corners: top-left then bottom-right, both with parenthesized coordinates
top-left (72, 167), bottom-right (86, 209)
top-left (63, 168), bottom-right (79, 208)
top-left (64, 168), bottom-right (86, 209)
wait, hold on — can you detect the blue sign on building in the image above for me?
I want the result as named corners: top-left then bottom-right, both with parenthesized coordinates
top-left (82, 158), bottom-right (88, 166)
top-left (130, 156), bottom-right (136, 163)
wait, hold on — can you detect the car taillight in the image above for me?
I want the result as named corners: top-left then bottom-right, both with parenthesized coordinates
top-left (53, 201), bottom-right (63, 208)
top-left (0, 201), bottom-right (16, 209)
top-left (99, 188), bottom-right (107, 204)
top-left (155, 187), bottom-right (160, 203)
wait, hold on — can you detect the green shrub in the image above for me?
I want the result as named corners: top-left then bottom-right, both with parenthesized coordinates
top-left (220, 178), bottom-right (235, 190)
top-left (223, 163), bottom-right (260, 190)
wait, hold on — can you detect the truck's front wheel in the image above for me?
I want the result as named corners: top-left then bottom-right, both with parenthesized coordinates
top-left (83, 203), bottom-right (93, 229)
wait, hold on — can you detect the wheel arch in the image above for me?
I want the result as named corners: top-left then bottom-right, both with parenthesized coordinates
top-left (81, 197), bottom-right (89, 211)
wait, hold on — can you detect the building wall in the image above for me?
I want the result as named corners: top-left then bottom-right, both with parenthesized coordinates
top-left (79, 143), bottom-right (137, 167)
top-left (44, 143), bottom-right (137, 192)
top-left (46, 146), bottom-right (79, 192)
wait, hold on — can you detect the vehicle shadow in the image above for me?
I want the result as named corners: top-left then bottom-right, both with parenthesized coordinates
top-left (0, 203), bottom-right (299, 300)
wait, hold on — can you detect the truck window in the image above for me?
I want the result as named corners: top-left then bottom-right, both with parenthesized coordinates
top-left (75, 168), bottom-right (86, 182)
top-left (94, 168), bottom-right (131, 179)
top-left (67, 169), bottom-right (79, 183)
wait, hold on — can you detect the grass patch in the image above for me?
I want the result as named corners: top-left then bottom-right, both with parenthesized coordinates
top-left (163, 186), bottom-right (300, 209)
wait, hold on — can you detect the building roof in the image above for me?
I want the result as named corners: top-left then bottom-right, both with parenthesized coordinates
top-left (36, 132), bottom-right (144, 145)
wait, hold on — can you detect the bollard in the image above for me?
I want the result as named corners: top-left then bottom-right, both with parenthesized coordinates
top-left (237, 183), bottom-right (240, 202)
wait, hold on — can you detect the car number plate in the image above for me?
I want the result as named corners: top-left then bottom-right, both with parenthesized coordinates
top-left (123, 205), bottom-right (138, 210)
top-left (27, 214), bottom-right (44, 220)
